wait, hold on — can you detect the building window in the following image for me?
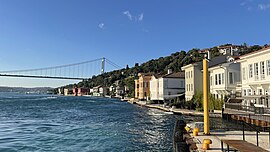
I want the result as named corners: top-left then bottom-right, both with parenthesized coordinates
top-left (186, 84), bottom-right (188, 91)
top-left (243, 90), bottom-right (247, 96)
top-left (242, 67), bottom-right (246, 80)
top-left (215, 74), bottom-right (218, 85)
top-left (210, 76), bottom-right (213, 86)
top-left (218, 74), bottom-right (221, 85)
top-left (144, 92), bottom-right (147, 97)
top-left (191, 71), bottom-right (192, 78)
top-left (259, 89), bottom-right (263, 95)
top-left (248, 89), bottom-right (252, 96)
top-left (260, 61), bottom-right (265, 80)
top-left (180, 81), bottom-right (184, 88)
top-left (267, 60), bottom-right (270, 75)
top-left (215, 74), bottom-right (222, 85)
top-left (254, 63), bottom-right (259, 80)
top-left (229, 72), bottom-right (234, 84)
top-left (249, 64), bottom-right (253, 78)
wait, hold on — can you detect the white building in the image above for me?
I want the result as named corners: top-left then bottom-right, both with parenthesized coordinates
top-left (150, 71), bottom-right (185, 101)
top-left (93, 86), bottom-right (107, 96)
top-left (218, 44), bottom-right (241, 56)
top-left (182, 55), bottom-right (233, 101)
top-left (209, 56), bottom-right (241, 100)
top-left (181, 62), bottom-right (203, 101)
top-left (237, 47), bottom-right (270, 107)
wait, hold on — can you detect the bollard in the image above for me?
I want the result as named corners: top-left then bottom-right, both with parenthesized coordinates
top-left (185, 126), bottom-right (191, 132)
top-left (193, 127), bottom-right (199, 136)
top-left (202, 139), bottom-right (212, 150)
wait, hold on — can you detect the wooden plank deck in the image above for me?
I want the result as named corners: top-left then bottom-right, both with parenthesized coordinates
top-left (221, 140), bottom-right (268, 152)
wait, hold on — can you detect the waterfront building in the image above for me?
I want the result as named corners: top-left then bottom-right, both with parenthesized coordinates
top-left (93, 86), bottom-right (108, 96)
top-left (149, 71), bottom-right (185, 101)
top-left (58, 88), bottom-right (64, 95)
top-left (134, 73), bottom-right (153, 100)
top-left (209, 57), bottom-right (240, 100)
top-left (181, 55), bottom-right (235, 101)
top-left (181, 62), bottom-right (203, 101)
top-left (64, 88), bottom-right (73, 96)
top-left (79, 88), bottom-right (90, 96)
top-left (237, 46), bottom-right (270, 107)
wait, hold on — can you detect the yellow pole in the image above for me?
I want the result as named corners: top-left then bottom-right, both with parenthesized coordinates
top-left (203, 59), bottom-right (210, 135)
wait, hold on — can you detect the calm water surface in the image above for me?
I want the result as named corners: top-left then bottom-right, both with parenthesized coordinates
top-left (0, 93), bottom-right (177, 152)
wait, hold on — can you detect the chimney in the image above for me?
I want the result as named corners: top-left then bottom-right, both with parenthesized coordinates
top-left (168, 69), bottom-right (172, 74)
top-left (207, 50), bottom-right (211, 60)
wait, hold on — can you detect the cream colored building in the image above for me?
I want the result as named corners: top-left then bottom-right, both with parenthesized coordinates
top-left (181, 62), bottom-right (203, 101)
top-left (237, 47), bottom-right (270, 107)
top-left (209, 58), bottom-right (240, 100)
top-left (150, 72), bottom-right (185, 101)
top-left (134, 73), bottom-right (152, 100)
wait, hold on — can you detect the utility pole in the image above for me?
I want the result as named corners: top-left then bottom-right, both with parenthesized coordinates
top-left (101, 57), bottom-right (105, 74)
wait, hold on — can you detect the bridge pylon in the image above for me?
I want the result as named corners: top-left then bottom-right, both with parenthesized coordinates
top-left (101, 57), bottom-right (105, 74)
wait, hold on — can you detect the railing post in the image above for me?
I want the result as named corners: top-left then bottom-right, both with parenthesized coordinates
top-left (269, 130), bottom-right (270, 148)
top-left (242, 121), bottom-right (245, 141)
top-left (249, 114), bottom-right (251, 124)
top-left (256, 131), bottom-right (259, 146)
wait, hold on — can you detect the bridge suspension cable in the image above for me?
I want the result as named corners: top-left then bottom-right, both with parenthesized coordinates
top-left (0, 57), bottom-right (122, 80)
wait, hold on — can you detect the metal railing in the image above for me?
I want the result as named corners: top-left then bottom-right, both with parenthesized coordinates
top-left (241, 120), bottom-right (260, 146)
top-left (225, 103), bottom-right (270, 115)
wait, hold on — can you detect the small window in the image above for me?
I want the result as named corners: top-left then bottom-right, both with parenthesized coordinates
top-left (229, 72), bottom-right (234, 84)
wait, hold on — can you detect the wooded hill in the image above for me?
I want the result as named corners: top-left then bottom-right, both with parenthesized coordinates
top-left (61, 44), bottom-right (265, 97)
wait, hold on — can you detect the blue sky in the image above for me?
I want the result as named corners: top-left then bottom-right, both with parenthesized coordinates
top-left (0, 0), bottom-right (270, 87)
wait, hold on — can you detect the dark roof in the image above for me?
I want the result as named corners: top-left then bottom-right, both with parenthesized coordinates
top-left (163, 72), bottom-right (185, 78)
top-left (152, 74), bottom-right (163, 79)
top-left (208, 55), bottom-right (228, 68)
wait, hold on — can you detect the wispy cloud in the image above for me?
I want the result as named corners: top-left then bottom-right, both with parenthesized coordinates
top-left (138, 13), bottom-right (144, 21)
top-left (98, 23), bottom-right (105, 29)
top-left (241, 0), bottom-right (270, 11)
top-left (123, 11), bottom-right (132, 20)
top-left (258, 3), bottom-right (270, 10)
top-left (123, 11), bottom-right (144, 22)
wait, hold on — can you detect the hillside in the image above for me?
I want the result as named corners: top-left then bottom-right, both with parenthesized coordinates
top-left (61, 44), bottom-right (266, 97)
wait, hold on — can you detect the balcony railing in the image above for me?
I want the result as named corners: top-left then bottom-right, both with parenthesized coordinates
top-left (225, 103), bottom-right (270, 115)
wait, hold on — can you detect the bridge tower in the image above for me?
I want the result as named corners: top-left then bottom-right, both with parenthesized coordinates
top-left (101, 57), bottom-right (105, 74)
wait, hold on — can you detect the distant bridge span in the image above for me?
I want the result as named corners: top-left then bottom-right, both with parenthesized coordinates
top-left (0, 57), bottom-right (121, 80)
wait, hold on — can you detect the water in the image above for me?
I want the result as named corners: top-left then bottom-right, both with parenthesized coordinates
top-left (0, 93), bottom-right (177, 152)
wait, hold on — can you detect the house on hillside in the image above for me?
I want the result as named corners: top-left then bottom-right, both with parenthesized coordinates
top-left (150, 70), bottom-right (185, 101)
top-left (73, 87), bottom-right (90, 96)
top-left (134, 73), bottom-right (153, 100)
top-left (217, 44), bottom-right (242, 56)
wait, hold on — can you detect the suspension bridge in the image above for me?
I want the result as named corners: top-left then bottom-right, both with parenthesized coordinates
top-left (0, 58), bottom-right (122, 80)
